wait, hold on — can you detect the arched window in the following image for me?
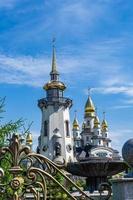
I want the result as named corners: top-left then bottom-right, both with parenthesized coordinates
top-left (65, 120), bottom-right (70, 137)
top-left (86, 136), bottom-right (89, 141)
top-left (44, 121), bottom-right (48, 136)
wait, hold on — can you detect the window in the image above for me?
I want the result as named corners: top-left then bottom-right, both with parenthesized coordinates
top-left (96, 152), bottom-right (107, 158)
top-left (53, 89), bottom-right (58, 97)
top-left (86, 136), bottom-right (89, 141)
top-left (59, 90), bottom-right (63, 98)
top-left (47, 89), bottom-right (58, 98)
top-left (87, 121), bottom-right (90, 126)
top-left (51, 74), bottom-right (58, 81)
top-left (44, 121), bottom-right (48, 136)
top-left (65, 120), bottom-right (70, 137)
top-left (47, 90), bottom-right (53, 97)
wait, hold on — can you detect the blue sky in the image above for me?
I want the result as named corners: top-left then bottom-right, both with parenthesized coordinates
top-left (0, 0), bottom-right (133, 152)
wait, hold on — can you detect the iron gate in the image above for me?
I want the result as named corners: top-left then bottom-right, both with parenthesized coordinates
top-left (0, 134), bottom-right (111, 200)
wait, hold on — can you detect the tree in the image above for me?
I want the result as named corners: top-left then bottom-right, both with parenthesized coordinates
top-left (0, 97), bottom-right (30, 199)
top-left (0, 98), bottom-right (24, 147)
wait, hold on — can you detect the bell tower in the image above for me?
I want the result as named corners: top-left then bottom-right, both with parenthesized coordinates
top-left (38, 41), bottom-right (74, 164)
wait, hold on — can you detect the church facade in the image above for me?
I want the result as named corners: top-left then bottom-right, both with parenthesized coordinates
top-left (37, 45), bottom-right (120, 164)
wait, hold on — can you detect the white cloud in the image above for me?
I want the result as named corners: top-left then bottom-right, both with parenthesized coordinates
top-left (110, 129), bottom-right (133, 153)
top-left (93, 86), bottom-right (133, 96)
top-left (123, 99), bottom-right (133, 105)
top-left (0, 54), bottom-right (50, 87)
top-left (111, 105), bottom-right (133, 110)
top-left (0, 35), bottom-right (132, 93)
top-left (0, 0), bottom-right (18, 8)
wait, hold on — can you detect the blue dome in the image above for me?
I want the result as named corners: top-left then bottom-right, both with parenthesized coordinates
top-left (122, 138), bottom-right (133, 168)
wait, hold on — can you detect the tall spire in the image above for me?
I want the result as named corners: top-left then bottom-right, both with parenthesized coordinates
top-left (102, 111), bottom-right (108, 132)
top-left (50, 38), bottom-right (59, 81)
top-left (43, 40), bottom-right (66, 91)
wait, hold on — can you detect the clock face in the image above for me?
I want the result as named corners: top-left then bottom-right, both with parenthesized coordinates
top-left (66, 144), bottom-right (72, 153)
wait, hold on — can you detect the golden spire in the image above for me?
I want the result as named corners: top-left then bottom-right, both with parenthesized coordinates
top-left (50, 38), bottom-right (59, 78)
top-left (43, 39), bottom-right (66, 91)
top-left (94, 116), bottom-right (100, 128)
top-left (73, 110), bottom-right (79, 130)
top-left (101, 112), bottom-right (108, 132)
top-left (26, 132), bottom-right (33, 146)
top-left (84, 88), bottom-right (95, 117)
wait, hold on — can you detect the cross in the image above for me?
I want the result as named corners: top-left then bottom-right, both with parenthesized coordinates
top-left (88, 87), bottom-right (91, 96)
top-left (103, 111), bottom-right (106, 119)
top-left (52, 37), bottom-right (56, 47)
top-left (74, 110), bottom-right (77, 118)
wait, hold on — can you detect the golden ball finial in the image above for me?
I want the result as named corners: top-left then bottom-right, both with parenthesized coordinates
top-left (26, 132), bottom-right (33, 146)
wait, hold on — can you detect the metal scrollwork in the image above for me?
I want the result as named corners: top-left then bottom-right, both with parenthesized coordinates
top-left (0, 134), bottom-right (112, 199)
top-left (98, 182), bottom-right (112, 200)
top-left (0, 134), bottom-right (94, 199)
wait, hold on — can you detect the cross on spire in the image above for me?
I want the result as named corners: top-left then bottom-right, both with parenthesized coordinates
top-left (52, 37), bottom-right (56, 47)
top-left (74, 110), bottom-right (77, 118)
top-left (88, 87), bottom-right (91, 96)
top-left (103, 111), bottom-right (106, 120)
top-left (50, 37), bottom-right (59, 80)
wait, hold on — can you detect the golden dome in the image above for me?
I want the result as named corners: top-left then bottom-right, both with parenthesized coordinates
top-left (73, 118), bottom-right (79, 130)
top-left (101, 119), bottom-right (108, 132)
top-left (94, 116), bottom-right (100, 128)
top-left (85, 96), bottom-right (95, 117)
top-left (26, 132), bottom-right (32, 145)
top-left (43, 81), bottom-right (66, 91)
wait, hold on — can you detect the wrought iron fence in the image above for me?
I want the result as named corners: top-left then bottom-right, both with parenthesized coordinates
top-left (0, 134), bottom-right (111, 200)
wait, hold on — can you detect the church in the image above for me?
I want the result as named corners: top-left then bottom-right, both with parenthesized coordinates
top-left (37, 44), bottom-right (120, 164)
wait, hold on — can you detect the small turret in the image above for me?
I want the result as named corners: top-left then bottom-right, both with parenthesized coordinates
top-left (72, 111), bottom-right (81, 148)
top-left (101, 112), bottom-right (108, 132)
top-left (26, 132), bottom-right (33, 149)
top-left (101, 112), bottom-right (111, 147)
top-left (94, 116), bottom-right (100, 129)
top-left (73, 118), bottom-right (79, 130)
top-left (101, 119), bottom-right (108, 132)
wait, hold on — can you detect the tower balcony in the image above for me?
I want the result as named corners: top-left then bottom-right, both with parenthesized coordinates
top-left (38, 97), bottom-right (72, 109)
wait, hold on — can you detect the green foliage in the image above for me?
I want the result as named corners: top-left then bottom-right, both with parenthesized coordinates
top-left (0, 119), bottom-right (24, 147)
top-left (0, 97), bottom-right (30, 200)
top-left (0, 98), bottom-right (24, 147)
top-left (47, 173), bottom-right (69, 199)
top-left (75, 179), bottom-right (86, 189)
